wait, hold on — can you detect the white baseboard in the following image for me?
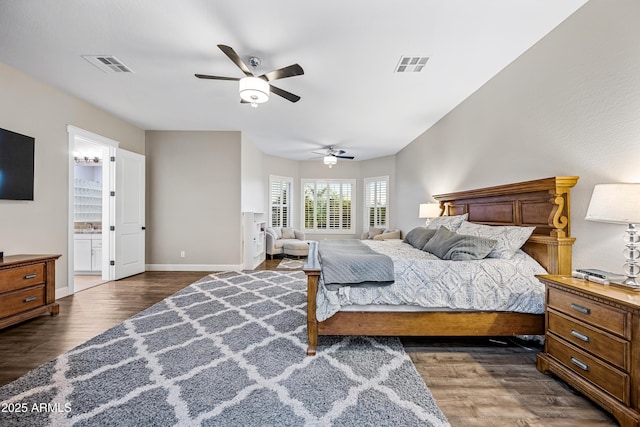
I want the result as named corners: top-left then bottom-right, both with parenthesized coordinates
top-left (55, 286), bottom-right (71, 300)
top-left (145, 264), bottom-right (244, 272)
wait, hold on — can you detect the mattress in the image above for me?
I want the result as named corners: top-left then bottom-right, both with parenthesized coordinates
top-left (315, 239), bottom-right (547, 322)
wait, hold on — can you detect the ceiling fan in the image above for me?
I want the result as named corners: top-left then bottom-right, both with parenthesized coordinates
top-left (195, 44), bottom-right (304, 107)
top-left (312, 146), bottom-right (355, 168)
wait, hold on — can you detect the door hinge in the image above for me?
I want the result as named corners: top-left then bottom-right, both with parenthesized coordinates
top-left (110, 260), bottom-right (115, 266)
top-left (110, 191), bottom-right (115, 196)
top-left (110, 226), bottom-right (115, 231)
top-left (110, 156), bottom-right (116, 162)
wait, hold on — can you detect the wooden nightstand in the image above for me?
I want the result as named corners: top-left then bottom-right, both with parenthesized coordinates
top-left (537, 275), bottom-right (640, 427)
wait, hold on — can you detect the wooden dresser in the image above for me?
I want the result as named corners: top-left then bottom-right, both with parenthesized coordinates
top-left (0, 254), bottom-right (61, 329)
top-left (537, 275), bottom-right (640, 427)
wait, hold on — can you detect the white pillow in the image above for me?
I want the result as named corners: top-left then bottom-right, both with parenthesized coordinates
top-left (456, 221), bottom-right (535, 259)
top-left (426, 213), bottom-right (468, 232)
top-left (368, 226), bottom-right (384, 239)
top-left (281, 227), bottom-right (296, 239)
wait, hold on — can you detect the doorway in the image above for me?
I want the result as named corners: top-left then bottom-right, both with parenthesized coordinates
top-left (68, 127), bottom-right (115, 293)
top-left (67, 126), bottom-right (147, 295)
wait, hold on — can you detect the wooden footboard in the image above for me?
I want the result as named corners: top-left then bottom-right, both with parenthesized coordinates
top-left (303, 176), bottom-right (578, 355)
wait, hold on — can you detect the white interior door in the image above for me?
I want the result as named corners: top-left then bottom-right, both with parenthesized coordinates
top-left (113, 148), bottom-right (146, 280)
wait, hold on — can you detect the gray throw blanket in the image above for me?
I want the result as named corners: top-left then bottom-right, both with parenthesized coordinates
top-left (318, 240), bottom-right (395, 289)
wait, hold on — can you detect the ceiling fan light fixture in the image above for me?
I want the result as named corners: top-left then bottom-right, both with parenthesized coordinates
top-left (323, 155), bottom-right (337, 168)
top-left (239, 77), bottom-right (269, 107)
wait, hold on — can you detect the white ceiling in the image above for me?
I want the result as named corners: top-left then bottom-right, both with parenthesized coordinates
top-left (0, 0), bottom-right (588, 161)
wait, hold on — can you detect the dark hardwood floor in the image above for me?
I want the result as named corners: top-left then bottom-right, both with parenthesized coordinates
top-left (0, 261), bottom-right (617, 426)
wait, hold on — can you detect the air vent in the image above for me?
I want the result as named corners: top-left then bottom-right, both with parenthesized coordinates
top-left (394, 56), bottom-right (429, 73)
top-left (82, 55), bottom-right (134, 73)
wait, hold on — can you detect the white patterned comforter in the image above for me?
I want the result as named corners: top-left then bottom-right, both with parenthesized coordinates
top-left (315, 240), bottom-right (547, 322)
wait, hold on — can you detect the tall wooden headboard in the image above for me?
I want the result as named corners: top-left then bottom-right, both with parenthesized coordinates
top-left (433, 176), bottom-right (579, 275)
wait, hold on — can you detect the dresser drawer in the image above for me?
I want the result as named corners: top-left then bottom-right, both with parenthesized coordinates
top-left (0, 285), bottom-right (46, 318)
top-left (0, 263), bottom-right (45, 293)
top-left (547, 334), bottom-right (630, 404)
top-left (547, 287), bottom-right (628, 337)
top-left (548, 310), bottom-right (629, 371)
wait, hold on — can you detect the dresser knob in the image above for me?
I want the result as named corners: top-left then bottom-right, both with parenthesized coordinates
top-left (23, 274), bottom-right (37, 280)
top-left (570, 356), bottom-right (589, 371)
top-left (570, 303), bottom-right (590, 315)
top-left (570, 329), bottom-right (590, 342)
top-left (23, 296), bottom-right (37, 303)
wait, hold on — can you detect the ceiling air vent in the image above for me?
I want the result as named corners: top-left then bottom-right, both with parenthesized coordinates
top-left (394, 56), bottom-right (429, 73)
top-left (82, 55), bottom-right (134, 73)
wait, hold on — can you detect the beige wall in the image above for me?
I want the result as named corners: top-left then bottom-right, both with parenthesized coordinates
top-left (240, 134), bottom-right (266, 214)
top-left (395, 0), bottom-right (640, 273)
top-left (0, 63), bottom-right (144, 290)
top-left (145, 131), bottom-right (242, 269)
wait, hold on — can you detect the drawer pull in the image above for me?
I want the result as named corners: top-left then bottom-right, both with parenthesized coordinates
top-left (570, 356), bottom-right (589, 371)
top-left (23, 273), bottom-right (37, 280)
top-left (570, 303), bottom-right (591, 315)
top-left (570, 329), bottom-right (590, 342)
top-left (23, 296), bottom-right (37, 303)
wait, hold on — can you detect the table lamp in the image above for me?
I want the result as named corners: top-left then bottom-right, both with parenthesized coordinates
top-left (585, 183), bottom-right (640, 288)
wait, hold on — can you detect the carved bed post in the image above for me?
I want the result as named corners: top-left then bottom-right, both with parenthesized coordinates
top-left (303, 241), bottom-right (321, 356)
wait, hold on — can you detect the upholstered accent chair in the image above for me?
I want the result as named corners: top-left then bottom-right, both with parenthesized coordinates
top-left (265, 227), bottom-right (307, 259)
top-left (360, 227), bottom-right (401, 241)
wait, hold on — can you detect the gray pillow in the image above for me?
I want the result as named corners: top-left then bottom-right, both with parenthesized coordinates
top-left (403, 227), bottom-right (437, 249)
top-left (422, 226), bottom-right (497, 261)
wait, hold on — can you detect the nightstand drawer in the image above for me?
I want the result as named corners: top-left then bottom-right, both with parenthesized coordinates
top-left (548, 310), bottom-right (629, 371)
top-left (0, 285), bottom-right (46, 318)
top-left (0, 263), bottom-right (45, 293)
top-left (548, 287), bottom-right (627, 337)
top-left (547, 334), bottom-right (629, 404)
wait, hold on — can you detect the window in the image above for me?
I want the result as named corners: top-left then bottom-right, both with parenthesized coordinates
top-left (302, 179), bottom-right (355, 233)
top-left (364, 176), bottom-right (389, 229)
top-left (269, 175), bottom-right (292, 228)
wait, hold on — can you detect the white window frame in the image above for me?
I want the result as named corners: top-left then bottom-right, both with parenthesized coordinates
top-left (269, 175), bottom-right (293, 228)
top-left (364, 176), bottom-right (389, 230)
top-left (301, 178), bottom-right (356, 234)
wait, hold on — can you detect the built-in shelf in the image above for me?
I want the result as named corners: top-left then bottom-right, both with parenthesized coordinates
top-left (74, 178), bottom-right (102, 222)
top-left (243, 212), bottom-right (266, 270)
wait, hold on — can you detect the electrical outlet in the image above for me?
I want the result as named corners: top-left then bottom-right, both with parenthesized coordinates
top-left (180, 251), bottom-right (185, 258)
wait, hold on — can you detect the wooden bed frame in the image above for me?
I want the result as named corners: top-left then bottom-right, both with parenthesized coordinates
top-left (303, 176), bottom-right (579, 355)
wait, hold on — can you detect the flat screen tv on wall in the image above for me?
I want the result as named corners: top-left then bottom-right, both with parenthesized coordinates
top-left (0, 128), bottom-right (35, 201)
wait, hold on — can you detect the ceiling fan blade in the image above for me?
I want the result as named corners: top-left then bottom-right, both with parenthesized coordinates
top-left (217, 44), bottom-right (254, 77)
top-left (335, 155), bottom-right (355, 160)
top-left (260, 64), bottom-right (304, 81)
top-left (269, 84), bottom-right (301, 103)
top-left (311, 151), bottom-right (328, 156)
top-left (195, 74), bottom-right (240, 81)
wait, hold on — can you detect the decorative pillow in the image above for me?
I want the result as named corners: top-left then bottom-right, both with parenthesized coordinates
top-left (281, 227), bottom-right (296, 239)
top-left (367, 226), bottom-right (384, 239)
top-left (422, 226), bottom-right (497, 261)
top-left (266, 227), bottom-right (281, 239)
top-left (456, 221), bottom-right (535, 259)
top-left (403, 227), bottom-right (437, 249)
top-left (373, 229), bottom-right (401, 240)
top-left (426, 213), bottom-right (469, 232)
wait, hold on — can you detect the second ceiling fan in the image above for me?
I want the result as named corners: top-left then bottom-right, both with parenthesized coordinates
top-left (195, 44), bottom-right (304, 107)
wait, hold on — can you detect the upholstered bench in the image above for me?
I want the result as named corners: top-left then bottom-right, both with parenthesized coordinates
top-left (283, 240), bottom-right (310, 258)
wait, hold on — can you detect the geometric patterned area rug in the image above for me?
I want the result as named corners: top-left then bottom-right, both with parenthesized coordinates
top-left (277, 257), bottom-right (307, 270)
top-left (0, 270), bottom-right (449, 427)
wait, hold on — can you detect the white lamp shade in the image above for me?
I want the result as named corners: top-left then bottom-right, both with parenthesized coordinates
top-left (239, 77), bottom-right (270, 104)
top-left (323, 156), bottom-right (337, 166)
top-left (419, 203), bottom-right (441, 218)
top-left (585, 183), bottom-right (640, 224)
